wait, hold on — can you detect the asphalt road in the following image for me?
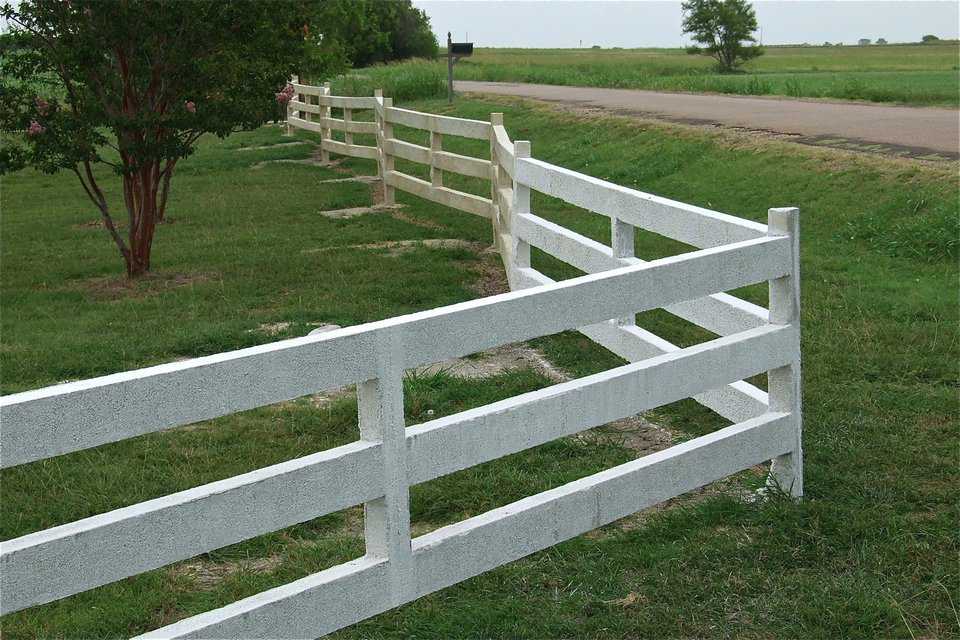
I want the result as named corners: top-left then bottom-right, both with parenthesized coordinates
top-left (456, 81), bottom-right (960, 160)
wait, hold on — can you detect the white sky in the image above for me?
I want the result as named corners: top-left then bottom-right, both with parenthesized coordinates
top-left (413, 0), bottom-right (960, 48)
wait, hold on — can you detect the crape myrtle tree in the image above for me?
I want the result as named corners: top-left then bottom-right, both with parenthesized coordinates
top-left (0, 0), bottom-right (311, 277)
top-left (682, 0), bottom-right (763, 73)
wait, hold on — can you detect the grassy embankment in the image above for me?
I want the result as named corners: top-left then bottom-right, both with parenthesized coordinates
top-left (1, 91), bottom-right (957, 638)
top-left (335, 42), bottom-right (960, 106)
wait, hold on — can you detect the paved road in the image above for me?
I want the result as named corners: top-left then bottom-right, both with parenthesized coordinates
top-left (456, 81), bottom-right (960, 159)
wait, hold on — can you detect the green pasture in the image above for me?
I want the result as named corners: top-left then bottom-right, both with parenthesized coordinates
top-left (336, 42), bottom-right (960, 106)
top-left (1, 93), bottom-right (956, 638)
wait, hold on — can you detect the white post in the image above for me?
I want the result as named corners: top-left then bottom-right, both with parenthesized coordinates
top-left (611, 217), bottom-right (636, 326)
top-left (344, 107), bottom-right (354, 147)
top-left (430, 129), bottom-right (443, 188)
top-left (382, 97), bottom-right (395, 205)
top-left (374, 89), bottom-right (385, 188)
top-left (766, 206), bottom-right (803, 498)
top-left (320, 82), bottom-right (331, 163)
top-left (489, 113), bottom-right (504, 241)
top-left (357, 335), bottom-right (412, 606)
top-left (511, 140), bottom-right (532, 272)
top-left (284, 75), bottom-right (297, 136)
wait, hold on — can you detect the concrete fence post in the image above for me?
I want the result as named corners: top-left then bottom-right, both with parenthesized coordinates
top-left (374, 89), bottom-right (385, 185)
top-left (489, 113), bottom-right (504, 242)
top-left (611, 217), bottom-right (637, 326)
top-left (511, 140), bottom-right (532, 273)
top-left (357, 335), bottom-right (412, 606)
top-left (382, 97), bottom-right (395, 205)
top-left (344, 107), bottom-right (354, 147)
top-left (284, 75), bottom-right (297, 136)
top-left (766, 206), bottom-right (803, 498)
top-left (320, 82), bottom-right (332, 163)
top-left (430, 124), bottom-right (443, 188)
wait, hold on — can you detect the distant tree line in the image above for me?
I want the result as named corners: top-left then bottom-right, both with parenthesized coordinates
top-left (301, 0), bottom-right (438, 81)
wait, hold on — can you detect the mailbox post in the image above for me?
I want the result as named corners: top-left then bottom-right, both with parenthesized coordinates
top-left (446, 32), bottom-right (473, 104)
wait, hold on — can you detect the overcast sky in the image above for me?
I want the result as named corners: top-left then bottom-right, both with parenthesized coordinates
top-left (413, 1), bottom-right (960, 48)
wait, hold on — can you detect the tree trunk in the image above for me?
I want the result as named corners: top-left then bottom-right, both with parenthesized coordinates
top-left (122, 162), bottom-right (161, 277)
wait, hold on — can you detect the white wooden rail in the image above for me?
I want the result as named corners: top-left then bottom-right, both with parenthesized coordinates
top-left (1, 83), bottom-right (802, 638)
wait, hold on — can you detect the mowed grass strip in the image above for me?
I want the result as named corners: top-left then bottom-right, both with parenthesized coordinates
top-left (1, 94), bottom-right (958, 639)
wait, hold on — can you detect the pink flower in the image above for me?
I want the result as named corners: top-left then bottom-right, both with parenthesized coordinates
top-left (275, 83), bottom-right (296, 104)
top-left (184, 101), bottom-right (196, 113)
top-left (35, 97), bottom-right (50, 115)
top-left (27, 120), bottom-right (45, 136)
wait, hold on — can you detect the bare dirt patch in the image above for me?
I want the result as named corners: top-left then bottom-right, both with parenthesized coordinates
top-left (414, 341), bottom-right (567, 383)
top-left (169, 555), bottom-right (282, 590)
top-left (585, 414), bottom-right (674, 455)
top-left (76, 271), bottom-right (218, 300)
top-left (470, 248), bottom-right (511, 297)
top-left (313, 203), bottom-right (405, 220)
top-left (317, 175), bottom-right (381, 185)
top-left (249, 321), bottom-right (293, 337)
top-left (388, 209), bottom-right (444, 231)
top-left (236, 141), bottom-right (311, 152)
top-left (304, 238), bottom-right (480, 256)
top-left (250, 158), bottom-right (323, 170)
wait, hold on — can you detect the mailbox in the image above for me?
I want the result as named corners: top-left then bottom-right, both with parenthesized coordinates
top-left (445, 33), bottom-right (474, 103)
top-left (450, 42), bottom-right (473, 57)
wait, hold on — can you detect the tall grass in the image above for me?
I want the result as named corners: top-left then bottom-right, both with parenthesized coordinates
top-left (329, 59), bottom-right (446, 101)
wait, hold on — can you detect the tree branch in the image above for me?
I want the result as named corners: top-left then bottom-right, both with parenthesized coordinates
top-left (74, 164), bottom-right (130, 260)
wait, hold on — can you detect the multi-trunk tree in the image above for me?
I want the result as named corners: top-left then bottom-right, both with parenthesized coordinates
top-left (0, 0), bottom-right (309, 277)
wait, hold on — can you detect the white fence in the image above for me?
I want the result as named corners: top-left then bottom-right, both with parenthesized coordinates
top-left (0, 82), bottom-right (802, 638)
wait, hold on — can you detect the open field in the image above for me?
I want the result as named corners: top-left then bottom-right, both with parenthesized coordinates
top-left (1, 94), bottom-right (957, 638)
top-left (338, 42), bottom-right (960, 106)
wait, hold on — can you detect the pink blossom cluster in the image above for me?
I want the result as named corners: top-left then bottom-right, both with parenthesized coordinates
top-left (27, 120), bottom-right (45, 136)
top-left (276, 83), bottom-right (295, 104)
top-left (35, 97), bottom-right (50, 115)
top-left (184, 100), bottom-right (196, 113)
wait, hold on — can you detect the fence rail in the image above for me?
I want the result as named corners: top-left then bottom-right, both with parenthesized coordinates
top-left (0, 81), bottom-right (803, 638)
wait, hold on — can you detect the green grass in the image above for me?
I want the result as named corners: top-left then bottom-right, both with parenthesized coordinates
top-left (346, 43), bottom-right (960, 106)
top-left (2, 94), bottom-right (957, 639)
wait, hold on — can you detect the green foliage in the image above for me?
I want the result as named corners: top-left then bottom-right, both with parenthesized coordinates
top-left (0, 0), bottom-right (309, 276)
top-left (300, 0), bottom-right (438, 83)
top-left (682, 0), bottom-right (764, 72)
top-left (0, 0), bottom-right (306, 175)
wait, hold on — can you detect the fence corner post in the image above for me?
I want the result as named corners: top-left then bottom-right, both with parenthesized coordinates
top-left (610, 215), bottom-right (636, 327)
top-left (511, 140), bottom-right (532, 274)
top-left (312, 82), bottom-right (327, 163)
top-left (766, 206), bottom-right (803, 499)
top-left (489, 113), bottom-right (504, 244)
top-left (284, 75), bottom-right (297, 137)
top-left (381, 97), bottom-right (395, 205)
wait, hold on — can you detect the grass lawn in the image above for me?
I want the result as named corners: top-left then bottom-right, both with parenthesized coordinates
top-left (1, 94), bottom-right (957, 639)
top-left (337, 43), bottom-right (960, 107)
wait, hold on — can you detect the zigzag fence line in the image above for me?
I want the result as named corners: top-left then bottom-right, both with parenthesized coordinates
top-left (0, 80), bottom-right (803, 639)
